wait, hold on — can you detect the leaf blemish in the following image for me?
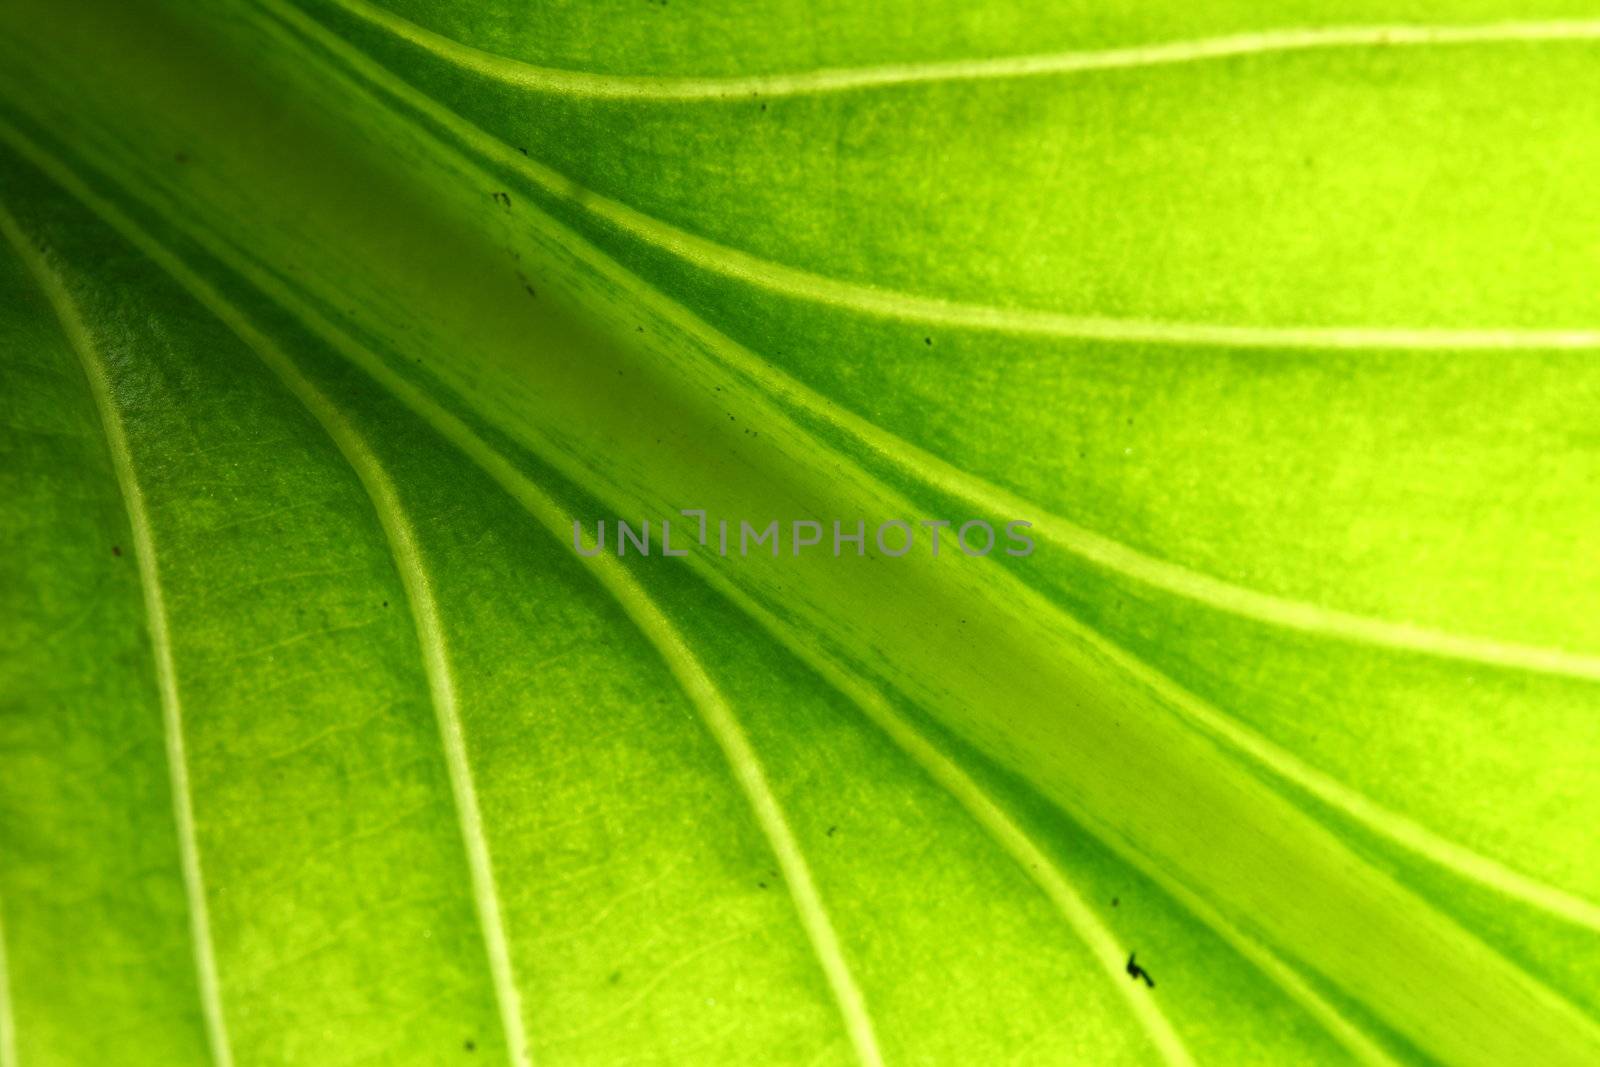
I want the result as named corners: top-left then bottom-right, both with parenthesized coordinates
top-left (1126, 952), bottom-right (1154, 988)
top-left (111, 545), bottom-right (121, 557)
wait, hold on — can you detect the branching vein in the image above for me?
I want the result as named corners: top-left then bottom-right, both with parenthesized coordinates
top-left (0, 200), bottom-right (235, 1067)
top-left (325, 1), bottom-right (1600, 100)
top-left (0, 895), bottom-right (15, 1067)
top-left (183, 290), bottom-right (534, 1067)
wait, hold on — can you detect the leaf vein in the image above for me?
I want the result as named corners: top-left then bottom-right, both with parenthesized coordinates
top-left (0, 200), bottom-right (235, 1067)
top-left (324, 1), bottom-right (1600, 100)
top-left (0, 896), bottom-right (15, 1067)
top-left (203, 303), bottom-right (535, 1067)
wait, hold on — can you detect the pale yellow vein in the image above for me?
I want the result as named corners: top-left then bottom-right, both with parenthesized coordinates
top-left (176, 290), bottom-right (534, 1067)
top-left (0, 201), bottom-right (235, 1067)
top-left (0, 896), bottom-right (15, 1067)
top-left (326, 1), bottom-right (1600, 101)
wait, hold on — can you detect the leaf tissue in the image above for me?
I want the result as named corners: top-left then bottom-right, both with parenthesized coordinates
top-left (0, 1), bottom-right (1596, 1064)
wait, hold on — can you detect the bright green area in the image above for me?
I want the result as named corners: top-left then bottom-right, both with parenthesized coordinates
top-left (0, 1), bottom-right (1596, 1065)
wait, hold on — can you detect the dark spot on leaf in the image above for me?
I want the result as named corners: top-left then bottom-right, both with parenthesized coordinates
top-left (758, 881), bottom-right (767, 889)
top-left (1126, 952), bottom-right (1154, 988)
top-left (1111, 897), bottom-right (1118, 907)
top-left (826, 825), bottom-right (837, 837)
top-left (111, 545), bottom-right (122, 557)
top-left (464, 1038), bottom-right (476, 1052)
top-left (609, 970), bottom-right (622, 984)
top-left (174, 151), bottom-right (189, 165)
top-left (924, 337), bottom-right (932, 346)
top-left (517, 146), bottom-right (528, 155)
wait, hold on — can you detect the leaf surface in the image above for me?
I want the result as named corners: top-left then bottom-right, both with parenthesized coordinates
top-left (0, 1), bottom-right (1596, 1065)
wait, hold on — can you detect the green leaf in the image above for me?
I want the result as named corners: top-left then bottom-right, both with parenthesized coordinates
top-left (1, 1), bottom-right (1596, 1064)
